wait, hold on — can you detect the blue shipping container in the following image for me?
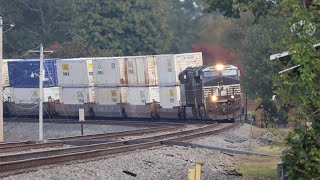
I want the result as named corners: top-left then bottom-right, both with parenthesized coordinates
top-left (8, 59), bottom-right (59, 88)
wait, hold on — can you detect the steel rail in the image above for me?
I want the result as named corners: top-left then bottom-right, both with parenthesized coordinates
top-left (0, 125), bottom-right (184, 152)
top-left (0, 142), bottom-right (29, 148)
top-left (4, 118), bottom-right (194, 127)
top-left (0, 123), bottom-right (240, 173)
top-left (50, 125), bottom-right (185, 141)
top-left (0, 125), bottom-right (217, 162)
top-left (0, 142), bottom-right (65, 153)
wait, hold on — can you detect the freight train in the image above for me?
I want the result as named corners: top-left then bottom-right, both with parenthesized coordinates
top-left (2, 53), bottom-right (242, 121)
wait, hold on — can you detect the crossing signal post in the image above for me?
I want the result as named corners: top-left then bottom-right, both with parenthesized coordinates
top-left (79, 109), bottom-right (85, 135)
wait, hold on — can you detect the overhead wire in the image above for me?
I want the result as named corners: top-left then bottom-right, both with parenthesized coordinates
top-left (2, 46), bottom-right (77, 137)
top-left (19, 44), bottom-right (42, 58)
top-left (3, 94), bottom-right (39, 109)
top-left (4, 48), bottom-right (78, 131)
top-left (43, 104), bottom-right (59, 137)
top-left (3, 88), bottom-right (35, 104)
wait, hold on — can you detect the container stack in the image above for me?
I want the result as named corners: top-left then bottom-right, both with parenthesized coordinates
top-left (90, 57), bottom-right (127, 116)
top-left (90, 56), bottom-right (160, 117)
top-left (5, 59), bottom-right (60, 104)
top-left (156, 52), bottom-right (203, 109)
top-left (57, 58), bottom-right (94, 105)
top-left (125, 56), bottom-right (159, 106)
top-left (3, 52), bottom-right (205, 119)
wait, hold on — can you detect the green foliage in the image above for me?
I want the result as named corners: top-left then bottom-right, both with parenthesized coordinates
top-left (283, 128), bottom-right (320, 179)
top-left (202, 0), bottom-right (276, 19)
top-left (0, 0), bottom-right (75, 56)
top-left (168, 0), bottom-right (204, 52)
top-left (272, 1), bottom-right (320, 179)
top-left (240, 13), bottom-right (286, 100)
top-left (197, 11), bottom-right (254, 50)
top-left (1, 0), bottom-right (206, 58)
top-left (70, 0), bottom-right (173, 56)
top-left (49, 41), bottom-right (113, 59)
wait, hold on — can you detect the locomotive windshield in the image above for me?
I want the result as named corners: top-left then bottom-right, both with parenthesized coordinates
top-left (222, 69), bottom-right (238, 76)
top-left (203, 71), bottom-right (219, 77)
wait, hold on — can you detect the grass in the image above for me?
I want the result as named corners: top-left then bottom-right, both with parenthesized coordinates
top-left (237, 147), bottom-right (281, 179)
top-left (235, 127), bottom-right (292, 179)
top-left (238, 162), bottom-right (277, 179)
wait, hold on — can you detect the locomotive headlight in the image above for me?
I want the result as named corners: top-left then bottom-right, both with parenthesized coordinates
top-left (231, 95), bottom-right (235, 99)
top-left (215, 64), bottom-right (225, 71)
top-left (211, 95), bottom-right (218, 102)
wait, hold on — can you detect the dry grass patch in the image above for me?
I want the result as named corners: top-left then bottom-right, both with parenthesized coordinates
top-left (237, 152), bottom-right (280, 179)
top-left (251, 146), bottom-right (282, 156)
top-left (251, 126), bottom-right (268, 139)
top-left (234, 125), bottom-right (291, 179)
top-left (237, 136), bottom-right (283, 179)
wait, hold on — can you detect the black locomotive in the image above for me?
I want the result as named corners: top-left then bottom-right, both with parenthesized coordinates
top-left (179, 64), bottom-right (242, 121)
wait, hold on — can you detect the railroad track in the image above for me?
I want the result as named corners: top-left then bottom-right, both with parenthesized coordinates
top-left (4, 117), bottom-right (221, 126)
top-left (4, 118), bottom-right (185, 127)
top-left (0, 122), bottom-right (240, 174)
top-left (0, 125), bottom-right (185, 153)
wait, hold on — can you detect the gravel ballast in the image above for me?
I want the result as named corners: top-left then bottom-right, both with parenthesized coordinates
top-left (1, 123), bottom-right (262, 179)
top-left (191, 123), bottom-right (260, 150)
top-left (2, 146), bottom-right (243, 180)
top-left (4, 122), bottom-right (142, 142)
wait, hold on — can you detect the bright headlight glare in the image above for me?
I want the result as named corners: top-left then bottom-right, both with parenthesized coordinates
top-left (211, 95), bottom-right (218, 102)
top-left (215, 64), bottom-right (224, 71)
top-left (231, 95), bottom-right (235, 99)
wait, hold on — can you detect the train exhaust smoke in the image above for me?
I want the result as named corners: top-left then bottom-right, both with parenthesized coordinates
top-left (192, 44), bottom-right (244, 73)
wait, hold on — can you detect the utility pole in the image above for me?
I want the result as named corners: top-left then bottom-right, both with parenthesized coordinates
top-left (39, 44), bottom-right (44, 141)
top-left (0, 17), bottom-right (3, 142)
top-left (245, 92), bottom-right (248, 122)
top-left (29, 45), bottom-right (53, 141)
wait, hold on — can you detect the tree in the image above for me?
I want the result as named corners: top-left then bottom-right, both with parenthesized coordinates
top-left (48, 41), bottom-right (113, 59)
top-left (202, 0), bottom-right (276, 19)
top-left (241, 14), bottom-right (287, 100)
top-left (70, 0), bottom-right (173, 56)
top-left (0, 0), bottom-right (76, 57)
top-left (168, 0), bottom-right (204, 52)
top-left (272, 1), bottom-right (320, 178)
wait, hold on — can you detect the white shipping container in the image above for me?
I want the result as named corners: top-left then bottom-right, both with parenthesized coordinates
top-left (94, 87), bottom-right (127, 105)
top-left (43, 87), bottom-right (60, 101)
top-left (156, 52), bottom-right (203, 86)
top-left (126, 56), bottom-right (158, 86)
top-left (59, 87), bottom-right (94, 104)
top-left (3, 87), bottom-right (60, 104)
top-left (92, 57), bottom-right (127, 86)
top-left (57, 58), bottom-right (90, 87)
top-left (127, 86), bottom-right (159, 105)
top-left (159, 86), bottom-right (181, 108)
